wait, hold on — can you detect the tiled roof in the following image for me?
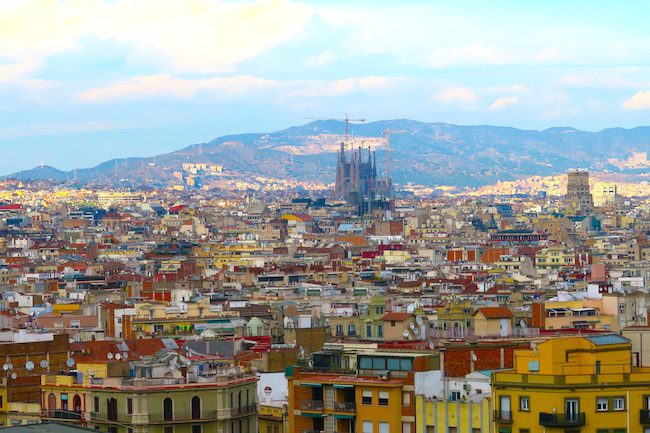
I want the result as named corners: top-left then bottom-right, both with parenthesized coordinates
top-left (381, 312), bottom-right (412, 321)
top-left (474, 307), bottom-right (513, 319)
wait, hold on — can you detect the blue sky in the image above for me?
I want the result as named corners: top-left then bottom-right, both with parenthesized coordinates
top-left (2, 0), bottom-right (650, 174)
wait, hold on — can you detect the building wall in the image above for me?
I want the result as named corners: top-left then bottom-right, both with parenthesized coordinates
top-left (415, 395), bottom-right (492, 433)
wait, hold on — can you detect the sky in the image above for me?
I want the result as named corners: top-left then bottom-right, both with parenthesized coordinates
top-left (2, 0), bottom-right (650, 174)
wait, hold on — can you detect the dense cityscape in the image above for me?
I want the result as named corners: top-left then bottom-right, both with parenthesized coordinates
top-left (4, 1), bottom-right (650, 433)
top-left (0, 156), bottom-right (648, 433)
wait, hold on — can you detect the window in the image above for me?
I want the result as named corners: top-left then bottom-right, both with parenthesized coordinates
top-left (359, 357), bottom-right (372, 369)
top-left (519, 396), bottom-right (529, 411)
top-left (519, 430), bottom-right (530, 433)
top-left (379, 423), bottom-right (389, 433)
top-left (402, 391), bottom-right (411, 407)
top-left (596, 398), bottom-right (608, 411)
top-left (348, 324), bottom-right (356, 336)
top-left (403, 422), bottom-right (412, 433)
top-left (93, 396), bottom-right (99, 412)
top-left (379, 391), bottom-right (389, 406)
top-left (391, 321), bottom-right (396, 327)
top-left (378, 324), bottom-right (383, 338)
top-left (163, 397), bottom-right (173, 421)
top-left (363, 421), bottom-right (373, 433)
top-left (372, 358), bottom-right (386, 370)
top-left (595, 360), bottom-right (601, 374)
top-left (362, 390), bottom-right (372, 405)
top-left (366, 324), bottom-right (372, 337)
top-left (449, 391), bottom-right (461, 402)
top-left (192, 396), bottom-right (201, 420)
top-left (127, 398), bottom-right (133, 415)
top-left (613, 397), bottom-right (625, 411)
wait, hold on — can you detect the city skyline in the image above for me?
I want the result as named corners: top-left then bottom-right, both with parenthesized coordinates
top-left (2, 0), bottom-right (650, 173)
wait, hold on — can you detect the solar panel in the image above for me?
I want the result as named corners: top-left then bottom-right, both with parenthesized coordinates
top-left (586, 334), bottom-right (629, 346)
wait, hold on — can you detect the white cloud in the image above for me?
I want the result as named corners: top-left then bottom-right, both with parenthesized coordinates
top-left (426, 45), bottom-right (511, 68)
top-left (489, 96), bottom-right (519, 110)
top-left (622, 91), bottom-right (650, 110)
top-left (77, 74), bottom-right (399, 103)
top-left (76, 74), bottom-right (280, 102)
top-left (0, 0), bottom-right (314, 79)
top-left (436, 87), bottom-right (476, 103)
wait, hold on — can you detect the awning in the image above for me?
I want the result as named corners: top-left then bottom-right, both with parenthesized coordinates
top-left (301, 413), bottom-right (324, 418)
top-left (333, 384), bottom-right (353, 389)
top-left (300, 382), bottom-right (322, 387)
top-left (335, 414), bottom-right (355, 419)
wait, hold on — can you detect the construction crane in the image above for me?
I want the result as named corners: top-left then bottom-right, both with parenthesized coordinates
top-left (301, 114), bottom-right (365, 151)
top-left (383, 128), bottom-right (407, 184)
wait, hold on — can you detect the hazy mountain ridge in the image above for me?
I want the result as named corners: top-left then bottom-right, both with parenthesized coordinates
top-left (7, 120), bottom-right (650, 188)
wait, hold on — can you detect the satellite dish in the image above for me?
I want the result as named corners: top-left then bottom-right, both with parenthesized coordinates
top-left (40, 360), bottom-right (49, 368)
top-left (409, 322), bottom-right (416, 330)
top-left (471, 353), bottom-right (478, 362)
top-left (416, 316), bottom-right (424, 325)
top-left (402, 330), bottom-right (410, 338)
top-left (413, 328), bottom-right (420, 335)
top-left (115, 353), bottom-right (122, 360)
top-left (10, 372), bottom-right (17, 380)
top-left (428, 341), bottom-right (435, 350)
top-left (6, 363), bottom-right (12, 370)
top-left (25, 361), bottom-right (34, 371)
top-left (2, 364), bottom-right (8, 371)
top-left (66, 358), bottom-right (75, 367)
top-left (122, 352), bottom-right (128, 360)
top-left (107, 353), bottom-right (114, 360)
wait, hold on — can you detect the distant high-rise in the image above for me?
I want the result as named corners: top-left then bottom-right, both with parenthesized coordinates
top-left (565, 169), bottom-right (594, 214)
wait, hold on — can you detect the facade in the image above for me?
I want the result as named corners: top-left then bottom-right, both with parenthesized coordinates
top-left (286, 349), bottom-right (439, 433)
top-left (415, 396), bottom-right (492, 433)
top-left (334, 143), bottom-right (392, 215)
top-left (492, 335), bottom-right (650, 433)
top-left (39, 362), bottom-right (258, 433)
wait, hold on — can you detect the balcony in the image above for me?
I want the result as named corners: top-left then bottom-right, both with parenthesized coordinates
top-left (230, 404), bottom-right (258, 417)
top-left (301, 400), bottom-right (325, 411)
top-left (539, 412), bottom-right (586, 427)
top-left (41, 410), bottom-right (82, 421)
top-left (334, 402), bottom-right (356, 412)
top-left (640, 409), bottom-right (650, 424)
top-left (493, 410), bottom-right (512, 424)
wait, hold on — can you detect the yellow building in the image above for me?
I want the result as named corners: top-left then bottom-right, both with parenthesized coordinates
top-left (259, 402), bottom-right (288, 433)
top-left (492, 335), bottom-right (650, 433)
top-left (415, 395), bottom-right (492, 433)
top-left (535, 245), bottom-right (575, 273)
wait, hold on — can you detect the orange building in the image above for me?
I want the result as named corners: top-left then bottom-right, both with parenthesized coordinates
top-left (286, 349), bottom-right (439, 433)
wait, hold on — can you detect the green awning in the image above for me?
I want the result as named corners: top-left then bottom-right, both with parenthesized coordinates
top-left (335, 415), bottom-right (355, 419)
top-left (300, 382), bottom-right (322, 387)
top-left (333, 384), bottom-right (353, 389)
top-left (301, 413), bottom-right (324, 418)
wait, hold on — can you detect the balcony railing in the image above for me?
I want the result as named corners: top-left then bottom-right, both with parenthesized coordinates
top-left (301, 400), bottom-right (324, 411)
top-left (334, 402), bottom-right (356, 412)
top-left (640, 409), bottom-right (650, 424)
top-left (539, 412), bottom-right (586, 427)
top-left (230, 404), bottom-right (258, 417)
top-left (493, 410), bottom-right (512, 424)
top-left (41, 410), bottom-right (82, 420)
top-left (148, 411), bottom-right (219, 423)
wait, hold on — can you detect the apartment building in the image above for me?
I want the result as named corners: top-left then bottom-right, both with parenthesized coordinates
top-left (492, 335), bottom-right (650, 433)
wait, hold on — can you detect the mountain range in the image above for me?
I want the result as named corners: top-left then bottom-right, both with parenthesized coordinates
top-left (7, 119), bottom-right (650, 188)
